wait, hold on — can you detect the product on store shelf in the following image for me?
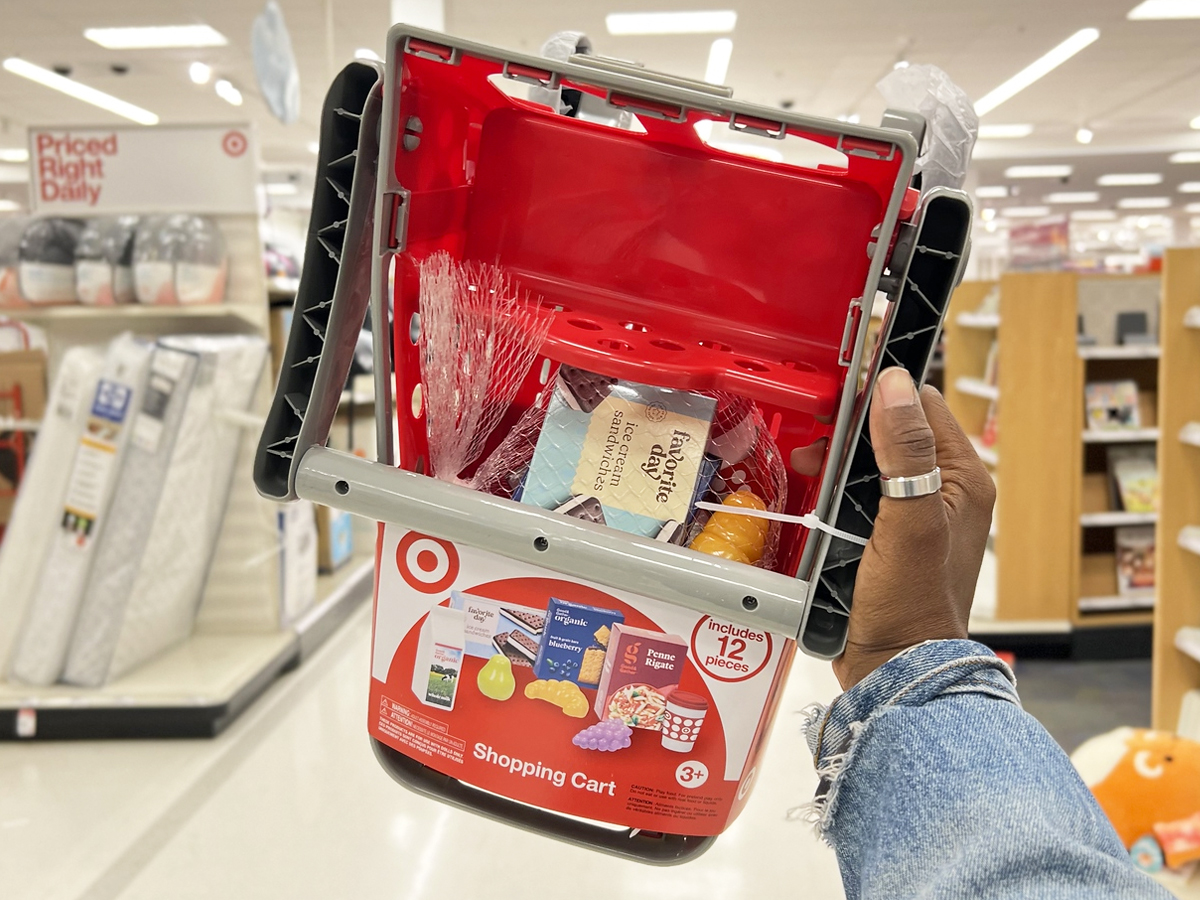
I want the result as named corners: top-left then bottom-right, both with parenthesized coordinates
top-left (524, 678), bottom-right (589, 717)
top-left (19, 218), bottom-right (85, 304)
top-left (1085, 380), bottom-right (1141, 432)
top-left (133, 214), bottom-right (228, 305)
top-left (0, 217), bottom-right (27, 305)
top-left (9, 334), bottom-right (152, 684)
top-left (61, 335), bottom-right (267, 686)
top-left (533, 597), bottom-right (623, 685)
top-left (520, 365), bottom-right (717, 539)
top-left (1115, 526), bottom-right (1155, 599)
top-left (594, 623), bottom-right (689, 729)
top-left (75, 216), bottom-right (139, 305)
top-left (476, 654), bottom-right (516, 701)
top-left (1108, 445), bottom-right (1159, 514)
top-left (413, 606), bottom-right (465, 710)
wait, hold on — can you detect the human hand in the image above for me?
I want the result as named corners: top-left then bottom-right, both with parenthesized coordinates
top-left (833, 367), bottom-right (996, 690)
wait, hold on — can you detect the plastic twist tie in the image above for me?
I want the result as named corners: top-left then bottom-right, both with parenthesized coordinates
top-left (693, 501), bottom-right (870, 547)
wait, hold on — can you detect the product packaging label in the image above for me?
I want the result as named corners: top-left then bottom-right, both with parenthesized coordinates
top-left (176, 261), bottom-right (227, 305)
top-left (76, 260), bottom-right (115, 305)
top-left (19, 262), bottom-right (76, 304)
top-left (60, 378), bottom-right (133, 545)
top-left (533, 597), bottom-right (623, 686)
top-left (135, 261), bottom-right (176, 304)
top-left (370, 525), bottom-right (794, 837)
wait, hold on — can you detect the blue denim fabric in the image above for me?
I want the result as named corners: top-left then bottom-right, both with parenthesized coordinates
top-left (802, 640), bottom-right (1172, 899)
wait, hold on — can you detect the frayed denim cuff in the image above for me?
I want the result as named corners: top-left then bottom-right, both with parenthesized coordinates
top-left (796, 639), bottom-right (1018, 834)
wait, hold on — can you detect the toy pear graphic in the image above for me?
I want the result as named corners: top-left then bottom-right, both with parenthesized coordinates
top-left (477, 654), bottom-right (516, 701)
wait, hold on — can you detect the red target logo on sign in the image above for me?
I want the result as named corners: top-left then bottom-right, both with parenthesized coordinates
top-left (396, 532), bottom-right (459, 594)
top-left (221, 130), bottom-right (248, 157)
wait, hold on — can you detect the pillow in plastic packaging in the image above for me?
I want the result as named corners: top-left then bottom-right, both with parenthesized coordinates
top-left (75, 216), bottom-right (139, 305)
top-left (0, 217), bottom-right (26, 306)
top-left (876, 64), bottom-right (978, 194)
top-left (19, 218), bottom-right (85, 305)
top-left (133, 214), bottom-right (228, 305)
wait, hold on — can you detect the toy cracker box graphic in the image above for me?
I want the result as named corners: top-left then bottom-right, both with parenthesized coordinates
top-left (371, 525), bottom-right (795, 836)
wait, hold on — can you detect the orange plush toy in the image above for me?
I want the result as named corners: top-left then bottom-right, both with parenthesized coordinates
top-left (1072, 727), bottom-right (1200, 872)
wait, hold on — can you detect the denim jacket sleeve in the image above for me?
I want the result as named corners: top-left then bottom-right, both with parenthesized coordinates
top-left (801, 639), bottom-right (1172, 900)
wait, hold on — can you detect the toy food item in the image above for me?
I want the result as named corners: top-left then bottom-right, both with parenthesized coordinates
top-left (477, 654), bottom-right (516, 701)
top-left (689, 490), bottom-right (768, 564)
top-left (605, 683), bottom-right (668, 730)
top-left (594, 623), bottom-right (689, 727)
top-left (661, 691), bottom-right (709, 753)
top-left (525, 678), bottom-right (590, 717)
top-left (533, 597), bottom-right (623, 685)
top-left (573, 719), bottom-right (632, 752)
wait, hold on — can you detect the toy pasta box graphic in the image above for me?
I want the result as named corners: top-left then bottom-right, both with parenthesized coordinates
top-left (533, 597), bottom-right (624, 685)
top-left (370, 526), bottom-right (792, 838)
top-left (595, 623), bottom-right (688, 729)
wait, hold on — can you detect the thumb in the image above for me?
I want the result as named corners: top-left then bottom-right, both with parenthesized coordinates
top-left (870, 367), bottom-right (937, 480)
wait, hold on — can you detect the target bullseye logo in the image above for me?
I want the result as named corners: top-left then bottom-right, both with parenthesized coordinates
top-left (221, 130), bottom-right (248, 157)
top-left (396, 532), bottom-right (459, 594)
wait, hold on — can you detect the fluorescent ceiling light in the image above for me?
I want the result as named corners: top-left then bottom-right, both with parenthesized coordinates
top-left (1117, 196), bottom-right (1170, 208)
top-left (1128, 0), bottom-right (1200, 19)
top-left (1076, 127), bottom-right (1094, 144)
top-left (1046, 191), bottom-right (1099, 203)
top-left (2, 58), bottom-right (158, 125)
top-left (605, 10), bottom-right (737, 35)
top-left (0, 199), bottom-right (19, 212)
top-left (1192, 115), bottom-right (1200, 130)
top-left (264, 183), bottom-right (298, 195)
top-left (1170, 150), bottom-right (1200, 163)
top-left (981, 207), bottom-right (997, 221)
top-left (1179, 182), bottom-right (1200, 192)
top-left (355, 48), bottom-right (383, 61)
top-left (0, 148), bottom-right (28, 163)
top-left (214, 79), bottom-right (242, 107)
top-left (84, 25), bottom-right (227, 49)
top-left (976, 185), bottom-right (1010, 198)
top-left (1004, 164), bottom-right (1073, 178)
top-left (1071, 209), bottom-right (1117, 220)
top-left (1187, 202), bottom-right (1200, 213)
top-left (307, 141), bottom-right (320, 154)
top-left (978, 123), bottom-right (1034, 139)
top-left (975, 28), bottom-right (1099, 116)
top-left (1002, 206), bottom-right (1051, 217)
top-left (704, 38), bottom-right (732, 84)
top-left (188, 62), bottom-right (211, 85)
top-left (1097, 172), bottom-right (1162, 185)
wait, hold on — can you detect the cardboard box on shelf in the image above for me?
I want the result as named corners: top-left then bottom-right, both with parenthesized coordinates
top-left (315, 503), bottom-right (354, 574)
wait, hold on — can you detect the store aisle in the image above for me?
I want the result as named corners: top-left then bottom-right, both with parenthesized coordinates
top-left (2, 606), bottom-right (847, 900)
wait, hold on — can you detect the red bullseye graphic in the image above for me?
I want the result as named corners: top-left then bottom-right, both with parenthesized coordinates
top-left (222, 130), bottom-right (248, 157)
top-left (396, 532), bottom-right (459, 594)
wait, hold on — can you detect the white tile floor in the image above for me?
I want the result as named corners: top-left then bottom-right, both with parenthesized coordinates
top-left (0, 606), bottom-right (846, 900)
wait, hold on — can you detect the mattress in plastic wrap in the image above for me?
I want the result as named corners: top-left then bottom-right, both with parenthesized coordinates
top-left (8, 334), bottom-right (152, 685)
top-left (0, 346), bottom-right (104, 672)
top-left (62, 335), bottom-right (267, 685)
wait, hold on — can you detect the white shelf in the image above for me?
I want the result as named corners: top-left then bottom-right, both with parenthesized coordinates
top-left (955, 377), bottom-right (1000, 401)
top-left (1077, 344), bottom-right (1161, 360)
top-left (1179, 525), bottom-right (1200, 557)
top-left (1080, 510), bottom-right (1158, 527)
top-left (968, 616), bottom-right (1071, 635)
top-left (0, 303), bottom-right (261, 324)
top-left (1176, 627), bottom-right (1200, 664)
top-left (968, 435), bottom-right (998, 466)
top-left (1185, 306), bottom-right (1200, 329)
top-left (956, 311), bottom-right (1001, 329)
top-left (1079, 593), bottom-right (1155, 612)
top-left (0, 418), bottom-right (39, 432)
top-left (1082, 428), bottom-right (1159, 444)
top-left (1181, 422), bottom-right (1200, 447)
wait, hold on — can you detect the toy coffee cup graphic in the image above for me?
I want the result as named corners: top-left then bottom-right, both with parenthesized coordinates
top-left (660, 690), bottom-right (708, 753)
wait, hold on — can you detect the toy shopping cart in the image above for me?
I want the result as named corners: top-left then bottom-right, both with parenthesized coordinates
top-left (255, 27), bottom-right (971, 865)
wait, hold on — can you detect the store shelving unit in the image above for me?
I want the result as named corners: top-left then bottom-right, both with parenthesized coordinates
top-left (948, 273), bottom-right (1161, 652)
top-left (0, 214), bottom-right (373, 739)
top-left (1153, 247), bottom-right (1200, 731)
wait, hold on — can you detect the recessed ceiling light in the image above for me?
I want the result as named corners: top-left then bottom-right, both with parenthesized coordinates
top-left (1097, 172), bottom-right (1162, 185)
top-left (1076, 127), bottom-right (1094, 144)
top-left (1179, 182), bottom-right (1200, 192)
top-left (1117, 196), bottom-right (1170, 208)
top-left (1128, 0), bottom-right (1200, 19)
top-left (2, 58), bottom-right (158, 125)
top-left (605, 11), bottom-right (737, 35)
top-left (0, 148), bottom-right (28, 163)
top-left (704, 38), bottom-right (733, 85)
top-left (1004, 164), bottom-right (1073, 178)
top-left (188, 62), bottom-right (211, 85)
top-left (975, 28), bottom-right (1099, 116)
top-left (981, 207), bottom-right (997, 221)
top-left (1071, 209), bottom-right (1118, 220)
top-left (214, 79), bottom-right (242, 107)
top-left (1046, 191), bottom-right (1099, 203)
top-left (976, 185), bottom-right (1010, 198)
top-left (978, 124), bottom-right (1034, 139)
top-left (354, 48), bottom-right (383, 62)
top-left (1170, 150), bottom-right (1200, 163)
top-left (1002, 206), bottom-right (1052, 217)
top-left (1186, 202), bottom-right (1200, 213)
top-left (0, 199), bottom-right (19, 212)
top-left (84, 25), bottom-right (227, 50)
top-left (984, 220), bottom-right (998, 232)
top-left (265, 182), bottom-right (298, 195)
top-left (307, 141), bottom-right (319, 154)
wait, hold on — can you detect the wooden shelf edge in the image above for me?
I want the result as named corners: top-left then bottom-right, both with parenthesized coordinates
top-left (956, 311), bottom-right (1001, 329)
top-left (1176, 627), bottom-right (1200, 664)
top-left (1080, 511), bottom-right (1158, 527)
top-left (1081, 428), bottom-right (1159, 444)
top-left (1077, 344), bottom-right (1161, 360)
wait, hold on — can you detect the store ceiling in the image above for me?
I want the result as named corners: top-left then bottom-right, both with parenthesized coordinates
top-left (1, 0), bottom-right (1200, 214)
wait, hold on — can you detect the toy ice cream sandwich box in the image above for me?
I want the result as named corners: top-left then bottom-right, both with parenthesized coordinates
top-left (254, 26), bottom-right (972, 863)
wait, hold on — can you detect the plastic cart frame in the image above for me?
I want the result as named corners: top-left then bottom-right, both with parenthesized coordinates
top-left (255, 28), bottom-right (971, 863)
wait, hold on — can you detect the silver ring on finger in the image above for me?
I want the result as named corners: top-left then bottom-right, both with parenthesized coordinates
top-left (879, 466), bottom-right (942, 499)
